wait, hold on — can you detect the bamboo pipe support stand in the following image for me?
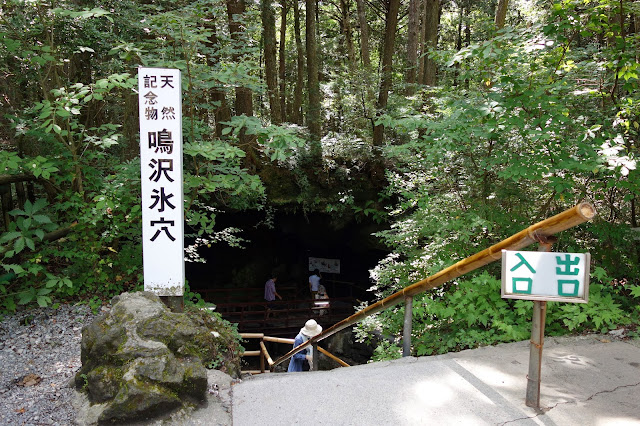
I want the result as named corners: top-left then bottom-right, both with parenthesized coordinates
top-left (525, 234), bottom-right (556, 408)
top-left (403, 296), bottom-right (413, 357)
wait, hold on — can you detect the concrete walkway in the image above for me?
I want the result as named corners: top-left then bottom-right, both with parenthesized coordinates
top-left (231, 335), bottom-right (640, 425)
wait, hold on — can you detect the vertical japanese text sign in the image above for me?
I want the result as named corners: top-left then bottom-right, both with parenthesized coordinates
top-left (501, 250), bottom-right (590, 303)
top-left (138, 67), bottom-right (184, 296)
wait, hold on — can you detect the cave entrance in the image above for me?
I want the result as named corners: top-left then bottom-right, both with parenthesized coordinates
top-left (186, 210), bottom-right (388, 306)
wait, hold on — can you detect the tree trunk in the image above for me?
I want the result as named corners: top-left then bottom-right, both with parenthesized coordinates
top-left (339, 0), bottom-right (357, 71)
top-left (261, 0), bottom-right (282, 124)
top-left (355, 0), bottom-right (375, 125)
top-left (464, 7), bottom-right (471, 89)
top-left (417, 0), bottom-right (425, 84)
top-left (453, 2), bottom-right (463, 86)
top-left (372, 0), bottom-right (401, 146)
top-left (205, 20), bottom-right (232, 138)
top-left (226, 0), bottom-right (257, 170)
top-left (635, 13), bottom-right (640, 63)
top-left (279, 0), bottom-right (287, 122)
top-left (405, 0), bottom-right (420, 94)
top-left (494, 0), bottom-right (509, 30)
top-left (421, 0), bottom-right (440, 86)
top-left (355, 0), bottom-right (371, 68)
top-left (315, 0), bottom-right (326, 82)
top-left (15, 181), bottom-right (26, 210)
top-left (306, 0), bottom-right (322, 155)
top-left (0, 184), bottom-right (12, 232)
top-left (226, 0), bottom-right (254, 117)
top-left (293, 0), bottom-right (305, 125)
top-left (123, 90), bottom-right (139, 160)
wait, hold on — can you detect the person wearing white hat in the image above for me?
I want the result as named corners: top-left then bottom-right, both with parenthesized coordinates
top-left (287, 319), bottom-right (323, 372)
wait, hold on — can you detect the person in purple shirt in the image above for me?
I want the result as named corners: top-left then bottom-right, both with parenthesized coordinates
top-left (264, 275), bottom-right (282, 318)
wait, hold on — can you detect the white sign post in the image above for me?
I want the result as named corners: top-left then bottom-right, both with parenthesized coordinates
top-left (501, 250), bottom-right (590, 303)
top-left (138, 67), bottom-right (184, 301)
top-left (501, 248), bottom-right (590, 408)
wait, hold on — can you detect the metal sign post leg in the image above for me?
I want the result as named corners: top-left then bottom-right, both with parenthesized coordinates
top-left (311, 342), bottom-right (319, 371)
top-left (526, 300), bottom-right (547, 408)
top-left (403, 296), bottom-right (413, 357)
top-left (525, 235), bottom-right (554, 408)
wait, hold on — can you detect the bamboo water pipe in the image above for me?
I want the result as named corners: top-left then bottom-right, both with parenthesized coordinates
top-left (271, 202), bottom-right (596, 370)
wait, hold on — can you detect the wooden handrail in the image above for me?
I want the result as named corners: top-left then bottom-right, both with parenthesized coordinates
top-left (318, 347), bottom-right (350, 367)
top-left (194, 286), bottom-right (298, 305)
top-left (216, 296), bottom-right (355, 309)
top-left (196, 286), bottom-right (297, 295)
top-left (240, 333), bottom-right (350, 373)
top-left (264, 336), bottom-right (295, 344)
top-left (240, 333), bottom-right (264, 339)
top-left (271, 202), bottom-right (596, 370)
top-left (260, 341), bottom-right (274, 366)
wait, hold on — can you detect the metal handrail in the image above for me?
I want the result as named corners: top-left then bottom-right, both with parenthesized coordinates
top-left (271, 202), bottom-right (596, 370)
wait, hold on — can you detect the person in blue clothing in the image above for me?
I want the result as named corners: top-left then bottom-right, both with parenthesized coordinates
top-left (287, 319), bottom-right (323, 372)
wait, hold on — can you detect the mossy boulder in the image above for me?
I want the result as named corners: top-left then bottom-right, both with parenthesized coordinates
top-left (74, 291), bottom-right (236, 424)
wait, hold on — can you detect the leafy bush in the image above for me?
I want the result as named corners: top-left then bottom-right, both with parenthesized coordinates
top-left (184, 289), bottom-right (244, 375)
top-left (362, 270), bottom-right (639, 360)
top-left (359, 1), bottom-right (639, 359)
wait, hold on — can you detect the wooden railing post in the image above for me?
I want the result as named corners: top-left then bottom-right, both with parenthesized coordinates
top-left (259, 335), bottom-right (265, 374)
top-left (402, 296), bottom-right (413, 357)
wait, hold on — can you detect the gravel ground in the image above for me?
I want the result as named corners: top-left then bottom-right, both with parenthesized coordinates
top-left (0, 303), bottom-right (97, 426)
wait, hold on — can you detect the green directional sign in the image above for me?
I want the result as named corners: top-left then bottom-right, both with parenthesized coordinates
top-left (501, 250), bottom-right (590, 303)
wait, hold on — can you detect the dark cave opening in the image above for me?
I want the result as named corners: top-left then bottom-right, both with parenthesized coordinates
top-left (185, 210), bottom-right (389, 303)
top-left (184, 210), bottom-right (388, 364)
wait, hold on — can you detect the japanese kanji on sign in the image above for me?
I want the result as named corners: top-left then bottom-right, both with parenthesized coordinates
top-left (308, 257), bottom-right (341, 274)
top-left (138, 67), bottom-right (184, 296)
top-left (501, 250), bottom-right (590, 303)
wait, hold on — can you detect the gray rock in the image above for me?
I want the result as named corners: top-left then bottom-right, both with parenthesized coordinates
top-left (608, 328), bottom-right (625, 337)
top-left (86, 366), bottom-right (122, 402)
top-left (74, 292), bottom-right (219, 424)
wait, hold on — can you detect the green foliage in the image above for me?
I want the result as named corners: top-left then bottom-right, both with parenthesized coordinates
top-left (1, 0), bottom-right (638, 366)
top-left (184, 296), bottom-right (244, 375)
top-left (227, 116), bottom-right (306, 163)
top-left (409, 273), bottom-right (531, 356)
top-left (371, 340), bottom-right (403, 362)
top-left (0, 198), bottom-right (69, 310)
top-left (361, 269), bottom-right (636, 359)
top-left (0, 0), bottom-right (304, 314)
top-left (0, 199), bottom-right (55, 256)
top-left (32, 74), bottom-right (134, 149)
top-left (58, 161), bottom-right (145, 297)
top-left (361, 0), bottom-right (640, 357)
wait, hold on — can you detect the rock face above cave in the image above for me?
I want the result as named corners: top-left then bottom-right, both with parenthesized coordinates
top-left (74, 292), bottom-right (225, 424)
